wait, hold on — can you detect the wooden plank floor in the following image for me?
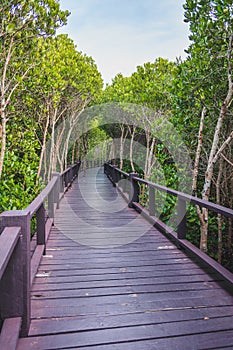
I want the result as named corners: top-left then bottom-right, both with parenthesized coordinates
top-left (18, 167), bottom-right (233, 350)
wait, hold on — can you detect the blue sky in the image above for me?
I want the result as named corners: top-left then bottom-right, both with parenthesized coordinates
top-left (58, 0), bottom-right (190, 84)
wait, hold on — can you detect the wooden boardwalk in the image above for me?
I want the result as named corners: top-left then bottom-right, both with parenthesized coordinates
top-left (17, 168), bottom-right (233, 349)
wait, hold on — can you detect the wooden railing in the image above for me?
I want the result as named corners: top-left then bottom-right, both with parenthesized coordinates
top-left (0, 162), bottom-right (80, 347)
top-left (104, 162), bottom-right (233, 291)
top-left (1, 159), bottom-right (232, 347)
top-left (80, 158), bottom-right (104, 171)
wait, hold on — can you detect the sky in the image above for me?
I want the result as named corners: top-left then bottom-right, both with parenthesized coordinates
top-left (57, 0), bottom-right (190, 85)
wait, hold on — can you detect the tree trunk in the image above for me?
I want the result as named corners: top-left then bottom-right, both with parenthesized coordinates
top-left (36, 110), bottom-right (50, 182)
top-left (76, 139), bottom-right (80, 161)
top-left (63, 122), bottom-right (73, 170)
top-left (144, 131), bottom-right (150, 180)
top-left (192, 106), bottom-right (206, 196)
top-left (0, 106), bottom-right (6, 179)
top-left (147, 137), bottom-right (156, 179)
top-left (56, 119), bottom-right (66, 172)
top-left (129, 127), bottom-right (135, 173)
top-left (61, 100), bottom-right (88, 170)
top-left (109, 140), bottom-right (117, 165)
top-left (71, 142), bottom-right (75, 164)
top-left (199, 208), bottom-right (209, 252)
top-left (48, 110), bottom-right (56, 180)
top-left (200, 34), bottom-right (233, 252)
top-left (120, 125), bottom-right (127, 170)
top-left (216, 157), bottom-right (223, 263)
top-left (228, 178), bottom-right (233, 258)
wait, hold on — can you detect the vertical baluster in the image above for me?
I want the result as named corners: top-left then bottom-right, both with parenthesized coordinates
top-left (48, 187), bottom-right (54, 223)
top-left (112, 166), bottom-right (118, 186)
top-left (177, 197), bottom-right (186, 239)
top-left (52, 173), bottom-right (60, 209)
top-left (123, 174), bottom-right (127, 193)
top-left (36, 204), bottom-right (46, 250)
top-left (0, 211), bottom-right (31, 336)
top-left (129, 173), bottom-right (139, 208)
top-left (149, 186), bottom-right (155, 216)
top-left (60, 173), bottom-right (64, 195)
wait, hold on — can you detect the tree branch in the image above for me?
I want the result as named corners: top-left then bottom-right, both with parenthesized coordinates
top-left (192, 106), bottom-right (206, 196)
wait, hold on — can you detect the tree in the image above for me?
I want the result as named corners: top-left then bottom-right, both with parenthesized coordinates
top-left (23, 34), bottom-right (103, 181)
top-left (0, 0), bottom-right (69, 178)
top-left (100, 59), bottom-right (176, 178)
top-left (181, 0), bottom-right (233, 253)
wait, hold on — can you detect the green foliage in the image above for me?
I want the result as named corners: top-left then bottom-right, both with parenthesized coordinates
top-left (0, 118), bottom-right (42, 212)
top-left (0, 0), bottom-right (70, 211)
top-left (0, 1), bottom-right (103, 212)
top-left (1, 0), bottom-right (69, 38)
top-left (171, 0), bottom-right (233, 157)
top-left (74, 118), bottom-right (109, 162)
top-left (0, 0), bottom-right (232, 272)
top-left (101, 58), bottom-right (175, 112)
top-left (170, 0), bottom-right (233, 267)
top-left (26, 34), bottom-right (103, 112)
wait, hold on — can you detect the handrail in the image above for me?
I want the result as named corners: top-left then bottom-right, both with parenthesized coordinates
top-left (104, 162), bottom-right (233, 219)
top-left (0, 227), bottom-right (21, 280)
top-left (0, 226), bottom-right (23, 350)
top-left (0, 161), bottom-right (81, 341)
top-left (26, 176), bottom-right (58, 218)
top-left (133, 176), bottom-right (233, 219)
top-left (80, 159), bottom-right (104, 169)
top-left (104, 162), bottom-right (233, 290)
top-left (116, 168), bottom-right (129, 178)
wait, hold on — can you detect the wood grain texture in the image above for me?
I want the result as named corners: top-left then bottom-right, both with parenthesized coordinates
top-left (17, 167), bottom-right (233, 350)
top-left (0, 317), bottom-right (21, 350)
top-left (0, 227), bottom-right (20, 279)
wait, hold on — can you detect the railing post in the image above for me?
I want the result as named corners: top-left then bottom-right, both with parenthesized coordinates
top-left (36, 203), bottom-right (46, 252)
top-left (73, 163), bottom-right (77, 178)
top-left (129, 173), bottom-right (139, 208)
top-left (177, 197), bottom-right (186, 239)
top-left (112, 166), bottom-right (118, 186)
top-left (48, 186), bottom-right (55, 223)
top-left (0, 228), bottom-right (22, 306)
top-left (0, 210), bottom-right (31, 336)
top-left (116, 169), bottom-right (121, 184)
top-left (64, 169), bottom-right (69, 188)
top-left (106, 162), bottom-right (111, 176)
top-left (76, 161), bottom-right (81, 177)
top-left (71, 165), bottom-right (74, 182)
top-left (117, 172), bottom-right (122, 190)
top-left (123, 174), bottom-right (127, 193)
top-left (52, 172), bottom-right (60, 209)
top-left (60, 172), bottom-right (65, 195)
top-left (68, 165), bottom-right (73, 185)
top-left (149, 186), bottom-right (155, 216)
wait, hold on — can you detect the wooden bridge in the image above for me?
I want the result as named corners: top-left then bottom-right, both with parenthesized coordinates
top-left (0, 162), bottom-right (233, 349)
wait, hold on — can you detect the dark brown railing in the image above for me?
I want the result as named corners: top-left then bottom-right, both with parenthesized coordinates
top-left (104, 162), bottom-right (233, 291)
top-left (0, 162), bottom-right (80, 347)
top-left (81, 159), bottom-right (103, 169)
top-left (1, 159), bottom-right (232, 348)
